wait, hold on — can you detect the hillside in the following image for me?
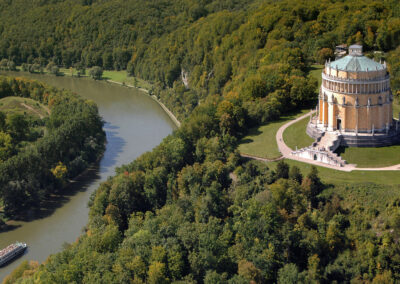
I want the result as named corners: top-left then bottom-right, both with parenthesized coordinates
top-left (2, 0), bottom-right (400, 283)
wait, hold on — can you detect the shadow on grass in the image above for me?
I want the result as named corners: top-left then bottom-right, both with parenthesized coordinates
top-left (240, 138), bottom-right (255, 145)
top-left (335, 146), bottom-right (346, 156)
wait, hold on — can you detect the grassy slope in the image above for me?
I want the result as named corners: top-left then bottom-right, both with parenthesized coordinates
top-left (238, 109), bottom-right (309, 159)
top-left (283, 114), bottom-right (315, 150)
top-left (309, 64), bottom-right (324, 89)
top-left (335, 145), bottom-right (400, 167)
top-left (268, 159), bottom-right (400, 186)
top-left (393, 99), bottom-right (400, 118)
top-left (238, 65), bottom-right (323, 159)
top-left (0, 96), bottom-right (49, 118)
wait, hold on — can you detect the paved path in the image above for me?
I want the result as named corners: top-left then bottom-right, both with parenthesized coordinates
top-left (240, 153), bottom-right (283, 162)
top-left (275, 110), bottom-right (400, 172)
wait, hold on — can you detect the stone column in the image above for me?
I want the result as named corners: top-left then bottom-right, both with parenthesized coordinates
top-left (324, 100), bottom-right (329, 127)
top-left (355, 104), bottom-right (359, 135)
top-left (320, 98), bottom-right (324, 124)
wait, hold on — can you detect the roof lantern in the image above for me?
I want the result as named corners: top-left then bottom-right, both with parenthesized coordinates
top-left (327, 44), bottom-right (385, 72)
top-left (349, 44), bottom-right (363, 56)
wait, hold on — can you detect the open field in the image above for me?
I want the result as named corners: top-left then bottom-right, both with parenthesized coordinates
top-left (0, 96), bottom-right (49, 119)
top-left (16, 66), bottom-right (153, 91)
top-left (102, 70), bottom-right (153, 90)
top-left (283, 114), bottom-right (315, 150)
top-left (335, 145), bottom-right (400, 168)
top-left (238, 109), bottom-right (309, 159)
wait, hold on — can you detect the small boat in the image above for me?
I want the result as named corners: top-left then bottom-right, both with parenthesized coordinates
top-left (0, 242), bottom-right (27, 267)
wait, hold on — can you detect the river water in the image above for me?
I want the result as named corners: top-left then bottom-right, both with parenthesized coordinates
top-left (0, 72), bottom-right (177, 280)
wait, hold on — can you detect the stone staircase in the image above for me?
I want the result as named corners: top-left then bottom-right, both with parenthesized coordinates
top-left (318, 132), bottom-right (341, 152)
top-left (291, 131), bottom-right (348, 167)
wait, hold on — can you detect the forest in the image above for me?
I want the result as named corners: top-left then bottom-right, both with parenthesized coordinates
top-left (1, 0), bottom-right (400, 282)
top-left (0, 76), bottom-right (105, 218)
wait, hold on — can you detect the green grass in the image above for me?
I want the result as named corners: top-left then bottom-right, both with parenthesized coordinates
top-left (16, 66), bottom-right (153, 91)
top-left (335, 145), bottom-right (400, 168)
top-left (283, 115), bottom-right (315, 150)
top-left (0, 96), bottom-right (49, 118)
top-left (309, 64), bottom-right (324, 92)
top-left (238, 109), bottom-right (309, 159)
top-left (393, 99), bottom-right (400, 119)
top-left (102, 70), bottom-right (152, 90)
top-left (268, 159), bottom-right (400, 186)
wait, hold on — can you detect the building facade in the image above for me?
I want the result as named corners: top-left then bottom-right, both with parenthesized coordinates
top-left (317, 44), bottom-right (393, 134)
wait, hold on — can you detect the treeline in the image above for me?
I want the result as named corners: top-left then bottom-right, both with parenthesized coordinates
top-left (3, 0), bottom-right (400, 282)
top-left (0, 0), bottom-right (399, 120)
top-left (7, 92), bottom-right (400, 283)
top-left (0, 76), bottom-right (105, 216)
top-left (0, 109), bottom-right (45, 162)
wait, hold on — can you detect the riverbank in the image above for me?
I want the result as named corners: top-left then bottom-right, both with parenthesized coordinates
top-left (11, 67), bottom-right (182, 128)
top-left (105, 79), bottom-right (181, 128)
top-left (0, 71), bottom-right (177, 280)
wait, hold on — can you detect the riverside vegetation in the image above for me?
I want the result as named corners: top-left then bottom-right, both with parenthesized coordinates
top-left (1, 0), bottom-right (400, 283)
top-left (0, 76), bottom-right (105, 222)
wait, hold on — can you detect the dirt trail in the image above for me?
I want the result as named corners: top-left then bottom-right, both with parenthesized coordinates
top-left (20, 102), bottom-right (49, 119)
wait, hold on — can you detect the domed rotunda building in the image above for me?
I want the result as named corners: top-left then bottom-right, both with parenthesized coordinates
top-left (307, 44), bottom-right (400, 147)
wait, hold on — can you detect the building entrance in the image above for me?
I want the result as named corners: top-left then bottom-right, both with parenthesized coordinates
top-left (337, 118), bottom-right (342, 131)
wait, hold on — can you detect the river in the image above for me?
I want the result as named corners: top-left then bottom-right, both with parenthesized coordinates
top-left (0, 72), bottom-right (177, 280)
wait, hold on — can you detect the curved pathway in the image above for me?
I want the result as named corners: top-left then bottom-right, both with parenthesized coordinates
top-left (240, 153), bottom-right (283, 162)
top-left (275, 111), bottom-right (400, 172)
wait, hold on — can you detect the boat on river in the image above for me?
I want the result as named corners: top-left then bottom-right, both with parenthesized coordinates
top-left (0, 242), bottom-right (27, 267)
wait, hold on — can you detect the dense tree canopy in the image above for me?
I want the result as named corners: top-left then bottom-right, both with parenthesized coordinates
top-left (0, 76), bottom-right (105, 216)
top-left (2, 0), bottom-right (400, 282)
top-left (0, 0), bottom-right (399, 119)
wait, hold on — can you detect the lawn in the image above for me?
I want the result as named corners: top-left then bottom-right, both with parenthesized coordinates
top-left (16, 66), bottom-right (153, 91)
top-left (393, 99), bottom-right (400, 119)
top-left (267, 159), bottom-right (400, 186)
top-left (283, 115), bottom-right (315, 150)
top-left (238, 109), bottom-right (310, 159)
top-left (335, 145), bottom-right (400, 168)
top-left (309, 64), bottom-right (324, 92)
top-left (0, 96), bottom-right (49, 119)
top-left (102, 70), bottom-right (153, 90)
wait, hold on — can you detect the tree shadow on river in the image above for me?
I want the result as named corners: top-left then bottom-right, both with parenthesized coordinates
top-left (99, 122), bottom-right (126, 172)
top-left (8, 165), bottom-right (102, 224)
top-left (2, 122), bottom-right (127, 226)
